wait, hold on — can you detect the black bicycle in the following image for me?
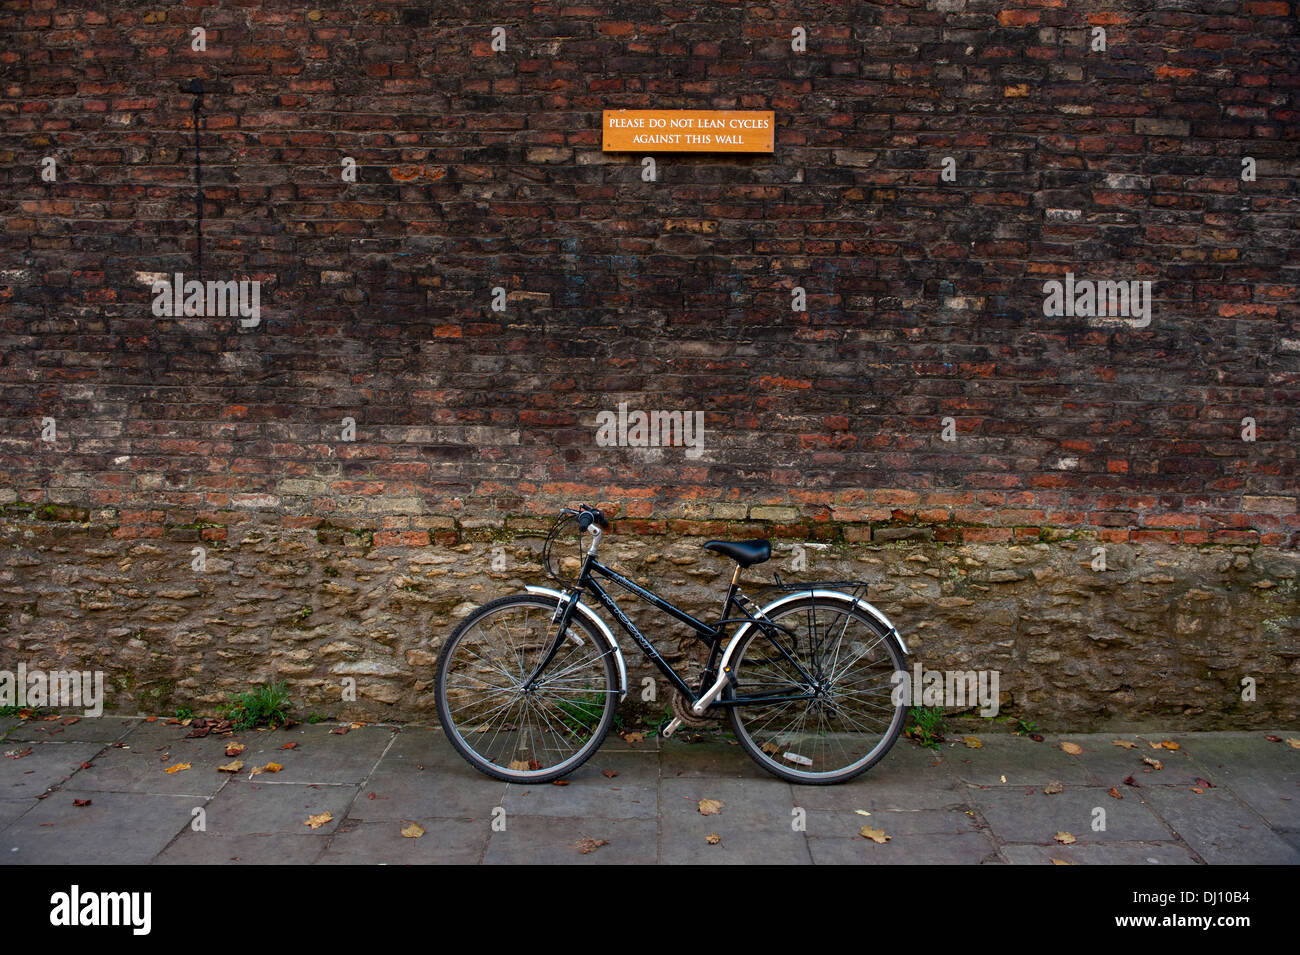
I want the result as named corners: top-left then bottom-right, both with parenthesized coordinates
top-left (434, 504), bottom-right (910, 784)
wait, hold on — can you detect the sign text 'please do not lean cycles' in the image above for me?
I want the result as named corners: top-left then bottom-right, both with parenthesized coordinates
top-left (602, 110), bottom-right (775, 152)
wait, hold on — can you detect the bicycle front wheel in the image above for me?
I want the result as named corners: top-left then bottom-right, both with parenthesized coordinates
top-left (435, 594), bottom-right (618, 783)
top-left (727, 596), bottom-right (907, 784)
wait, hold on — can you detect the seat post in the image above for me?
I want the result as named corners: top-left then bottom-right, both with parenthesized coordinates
top-left (730, 563), bottom-right (742, 588)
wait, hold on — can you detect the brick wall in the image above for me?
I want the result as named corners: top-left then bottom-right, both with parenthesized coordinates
top-left (0, 2), bottom-right (1296, 723)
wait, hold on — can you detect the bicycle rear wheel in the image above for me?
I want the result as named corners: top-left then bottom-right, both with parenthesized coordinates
top-left (435, 593), bottom-right (618, 783)
top-left (727, 596), bottom-right (906, 784)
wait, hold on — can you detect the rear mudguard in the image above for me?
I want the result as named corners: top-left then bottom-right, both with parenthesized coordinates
top-left (692, 588), bottom-right (907, 716)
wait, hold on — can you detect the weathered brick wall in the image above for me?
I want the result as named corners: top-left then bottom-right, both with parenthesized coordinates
top-left (0, 2), bottom-right (1296, 725)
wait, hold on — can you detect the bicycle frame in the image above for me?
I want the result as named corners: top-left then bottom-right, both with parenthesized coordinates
top-left (525, 542), bottom-right (821, 711)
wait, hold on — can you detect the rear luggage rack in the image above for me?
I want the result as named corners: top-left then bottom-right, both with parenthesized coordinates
top-left (763, 572), bottom-right (869, 601)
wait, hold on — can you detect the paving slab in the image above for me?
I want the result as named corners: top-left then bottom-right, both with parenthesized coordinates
top-left (945, 735), bottom-right (1095, 787)
top-left (1, 789), bottom-right (194, 864)
top-left (319, 818), bottom-right (488, 864)
top-left (807, 829), bottom-right (999, 864)
top-left (484, 815), bottom-right (658, 864)
top-left (155, 831), bottom-right (328, 865)
top-left (660, 737), bottom-right (769, 779)
top-left (225, 723), bottom-right (396, 786)
top-left (660, 776), bottom-right (807, 864)
top-left (0, 741), bottom-right (107, 800)
top-left (1063, 733), bottom-right (1211, 788)
top-left (0, 798), bottom-right (34, 830)
top-left (504, 750), bottom-right (659, 819)
top-left (1179, 733), bottom-right (1300, 830)
top-left (350, 730), bottom-right (507, 821)
top-left (969, 785), bottom-right (1174, 844)
top-left (1140, 785), bottom-right (1300, 865)
top-left (197, 778), bottom-right (358, 836)
top-left (790, 743), bottom-right (961, 812)
top-left (1000, 842), bottom-right (1200, 865)
top-left (805, 806), bottom-right (981, 838)
top-left (72, 732), bottom-right (234, 798)
top-left (5, 716), bottom-right (139, 743)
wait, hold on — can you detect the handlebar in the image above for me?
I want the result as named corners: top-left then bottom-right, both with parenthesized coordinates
top-left (563, 504), bottom-right (610, 532)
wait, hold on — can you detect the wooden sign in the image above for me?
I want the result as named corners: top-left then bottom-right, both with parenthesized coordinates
top-left (602, 110), bottom-right (775, 153)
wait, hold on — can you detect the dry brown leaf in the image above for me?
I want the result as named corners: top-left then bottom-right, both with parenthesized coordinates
top-left (1054, 831), bottom-right (1076, 845)
top-left (305, 812), bottom-right (332, 829)
top-left (575, 837), bottom-right (608, 854)
top-left (225, 742), bottom-right (245, 757)
top-left (1143, 756), bottom-right (1163, 770)
top-left (1191, 787), bottom-right (1204, 794)
top-left (1113, 739), bottom-right (1137, 749)
top-left (4, 747), bottom-right (33, 760)
top-left (508, 759), bottom-right (530, 771)
top-left (698, 798), bottom-right (724, 816)
top-left (1043, 780), bottom-right (1063, 795)
top-left (859, 826), bottom-right (891, 843)
top-left (164, 762), bottom-right (191, 774)
top-left (761, 741), bottom-right (779, 755)
top-left (1050, 857), bottom-right (1075, 865)
top-left (263, 762), bottom-right (283, 773)
top-left (401, 821), bottom-right (425, 838)
top-left (1060, 742), bottom-right (1083, 755)
top-left (1161, 740), bottom-right (1180, 750)
top-left (350, 722), bottom-right (365, 729)
top-left (1108, 787), bottom-right (1122, 800)
top-left (602, 770), bottom-right (618, 778)
top-left (281, 742), bottom-right (298, 750)
top-left (217, 760), bottom-right (244, 773)
top-left (73, 798), bottom-right (92, 807)
top-left (623, 731), bottom-right (645, 744)
top-left (705, 833), bottom-right (721, 845)
top-left (1286, 738), bottom-right (1300, 750)
top-left (962, 736), bottom-right (983, 749)
top-left (1148, 740), bottom-right (1164, 750)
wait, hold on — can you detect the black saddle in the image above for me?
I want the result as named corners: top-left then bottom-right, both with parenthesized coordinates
top-left (702, 539), bottom-right (771, 568)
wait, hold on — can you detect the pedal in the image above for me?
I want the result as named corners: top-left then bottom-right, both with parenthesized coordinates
top-left (662, 717), bottom-right (684, 738)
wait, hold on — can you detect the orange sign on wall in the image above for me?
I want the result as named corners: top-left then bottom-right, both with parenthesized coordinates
top-left (602, 110), bottom-right (775, 153)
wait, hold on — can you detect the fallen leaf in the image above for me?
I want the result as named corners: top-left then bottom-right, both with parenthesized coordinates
top-left (330, 725), bottom-right (349, 735)
top-left (552, 779), bottom-right (569, 786)
top-left (1108, 787), bottom-right (1122, 800)
top-left (185, 726), bottom-right (210, 738)
top-left (1287, 738), bottom-right (1300, 750)
top-left (1112, 739), bottom-right (1137, 749)
top-left (1044, 780), bottom-right (1063, 795)
top-left (1194, 777), bottom-right (1215, 789)
top-left (350, 722), bottom-right (365, 729)
top-left (281, 742), bottom-right (298, 750)
top-left (262, 762), bottom-right (283, 773)
top-left (1123, 775), bottom-right (1139, 787)
top-left (164, 762), bottom-right (191, 774)
top-left (61, 717), bottom-right (80, 726)
top-left (962, 736), bottom-right (983, 749)
top-left (705, 833), bottom-right (721, 845)
top-left (1148, 740), bottom-right (1164, 750)
top-left (73, 798), bottom-right (92, 807)
top-left (305, 812), bottom-right (332, 829)
top-left (999, 775), bottom-right (1007, 783)
top-left (602, 770), bottom-right (618, 778)
top-left (1029, 733), bottom-right (1044, 742)
top-left (1054, 831), bottom-right (1076, 845)
top-left (1264, 735), bottom-right (1282, 743)
top-left (401, 821), bottom-right (425, 838)
top-left (217, 760), bottom-right (244, 773)
top-left (4, 747), bottom-right (33, 760)
top-left (761, 741), bottom-right (779, 755)
top-left (1191, 787), bottom-right (1204, 794)
top-left (698, 798), bottom-right (724, 816)
top-left (1061, 742), bottom-right (1083, 755)
top-left (145, 716), bottom-right (158, 723)
top-left (854, 809), bottom-right (872, 817)
top-left (225, 742), bottom-right (245, 757)
top-left (1161, 740), bottom-right (1180, 750)
top-left (1050, 857), bottom-right (1076, 865)
top-left (1142, 756), bottom-right (1163, 771)
top-left (575, 837), bottom-right (608, 854)
top-left (859, 826), bottom-right (891, 843)
top-left (508, 759), bottom-right (530, 771)
top-left (623, 731), bottom-right (645, 744)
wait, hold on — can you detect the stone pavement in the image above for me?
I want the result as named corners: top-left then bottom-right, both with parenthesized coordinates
top-left (2, 717), bottom-right (1297, 865)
